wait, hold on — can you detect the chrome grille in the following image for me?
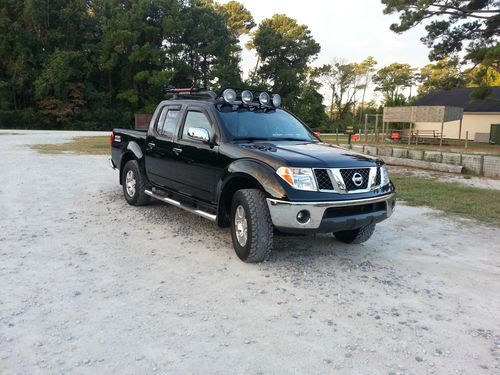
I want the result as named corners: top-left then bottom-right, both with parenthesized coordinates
top-left (313, 167), bottom-right (378, 193)
top-left (375, 167), bottom-right (381, 186)
top-left (339, 168), bottom-right (370, 191)
top-left (314, 169), bottom-right (333, 190)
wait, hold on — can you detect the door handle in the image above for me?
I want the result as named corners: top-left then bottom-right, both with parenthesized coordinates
top-left (172, 147), bottom-right (183, 154)
top-left (146, 142), bottom-right (156, 150)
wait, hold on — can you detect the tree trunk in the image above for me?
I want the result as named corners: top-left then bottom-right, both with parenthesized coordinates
top-left (330, 85), bottom-right (335, 122)
top-left (358, 76), bottom-right (368, 124)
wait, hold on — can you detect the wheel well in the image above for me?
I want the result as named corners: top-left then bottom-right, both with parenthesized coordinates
top-left (217, 175), bottom-right (264, 227)
top-left (119, 152), bottom-right (136, 185)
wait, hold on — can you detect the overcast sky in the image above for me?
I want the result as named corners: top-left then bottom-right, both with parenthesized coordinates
top-left (220, 0), bottom-right (432, 101)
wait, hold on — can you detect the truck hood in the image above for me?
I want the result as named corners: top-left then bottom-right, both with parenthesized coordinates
top-left (236, 141), bottom-right (380, 169)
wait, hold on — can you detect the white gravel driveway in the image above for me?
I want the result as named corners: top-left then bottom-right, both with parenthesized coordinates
top-left (1, 130), bottom-right (499, 374)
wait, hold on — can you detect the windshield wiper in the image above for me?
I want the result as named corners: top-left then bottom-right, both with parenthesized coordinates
top-left (232, 137), bottom-right (271, 142)
top-left (272, 137), bottom-right (315, 142)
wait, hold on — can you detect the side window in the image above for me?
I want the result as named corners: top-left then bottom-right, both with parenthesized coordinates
top-left (181, 111), bottom-right (212, 140)
top-left (156, 107), bottom-right (180, 138)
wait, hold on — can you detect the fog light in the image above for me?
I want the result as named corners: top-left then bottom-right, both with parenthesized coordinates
top-left (296, 210), bottom-right (310, 224)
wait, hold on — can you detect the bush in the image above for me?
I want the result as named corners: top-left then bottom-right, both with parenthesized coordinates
top-left (0, 109), bottom-right (49, 129)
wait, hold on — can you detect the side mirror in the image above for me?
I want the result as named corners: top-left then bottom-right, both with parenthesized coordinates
top-left (187, 127), bottom-right (210, 143)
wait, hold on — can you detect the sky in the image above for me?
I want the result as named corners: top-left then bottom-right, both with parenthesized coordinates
top-left (220, 0), bottom-right (433, 101)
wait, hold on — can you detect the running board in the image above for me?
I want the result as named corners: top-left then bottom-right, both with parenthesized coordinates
top-left (144, 190), bottom-right (216, 222)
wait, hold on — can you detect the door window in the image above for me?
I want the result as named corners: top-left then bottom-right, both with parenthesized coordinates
top-left (156, 107), bottom-right (180, 138)
top-left (181, 111), bottom-right (212, 140)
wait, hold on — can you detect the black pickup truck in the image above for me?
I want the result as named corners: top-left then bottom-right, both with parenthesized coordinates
top-left (110, 88), bottom-right (395, 262)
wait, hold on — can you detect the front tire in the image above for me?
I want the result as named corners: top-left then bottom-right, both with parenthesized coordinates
top-left (334, 224), bottom-right (376, 244)
top-left (230, 189), bottom-right (273, 263)
top-left (122, 160), bottom-right (150, 206)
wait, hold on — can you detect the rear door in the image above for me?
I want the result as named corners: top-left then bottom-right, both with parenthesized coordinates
top-left (144, 104), bottom-right (182, 187)
top-left (169, 106), bottom-right (219, 203)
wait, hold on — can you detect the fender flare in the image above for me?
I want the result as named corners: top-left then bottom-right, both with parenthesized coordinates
top-left (215, 159), bottom-right (288, 227)
top-left (217, 159), bottom-right (287, 202)
top-left (126, 141), bottom-right (143, 160)
top-left (118, 141), bottom-right (145, 183)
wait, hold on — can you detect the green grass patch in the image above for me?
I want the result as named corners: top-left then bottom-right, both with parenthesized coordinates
top-left (31, 136), bottom-right (109, 155)
top-left (391, 173), bottom-right (500, 225)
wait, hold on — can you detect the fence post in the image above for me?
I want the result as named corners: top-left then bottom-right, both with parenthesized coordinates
top-left (465, 131), bottom-right (468, 149)
top-left (336, 128), bottom-right (339, 145)
top-left (364, 114), bottom-right (368, 142)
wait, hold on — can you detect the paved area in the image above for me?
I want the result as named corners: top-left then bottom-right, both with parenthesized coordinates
top-left (1, 131), bottom-right (499, 374)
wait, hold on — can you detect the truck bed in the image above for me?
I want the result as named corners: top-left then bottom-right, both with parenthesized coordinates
top-left (110, 128), bottom-right (148, 170)
top-left (113, 128), bottom-right (147, 139)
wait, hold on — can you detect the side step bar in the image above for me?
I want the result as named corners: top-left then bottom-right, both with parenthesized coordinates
top-left (144, 190), bottom-right (217, 222)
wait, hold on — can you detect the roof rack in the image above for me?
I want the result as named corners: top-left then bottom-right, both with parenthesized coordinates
top-left (165, 87), bottom-right (217, 100)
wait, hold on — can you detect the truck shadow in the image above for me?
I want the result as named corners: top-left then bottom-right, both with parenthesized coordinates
top-left (109, 190), bottom-right (390, 265)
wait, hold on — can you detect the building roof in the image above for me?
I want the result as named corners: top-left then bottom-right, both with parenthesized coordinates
top-left (413, 87), bottom-right (500, 113)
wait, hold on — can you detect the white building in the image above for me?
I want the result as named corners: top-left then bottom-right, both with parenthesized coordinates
top-left (413, 87), bottom-right (500, 142)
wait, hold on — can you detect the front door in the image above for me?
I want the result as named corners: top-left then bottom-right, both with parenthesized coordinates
top-left (169, 107), bottom-right (219, 203)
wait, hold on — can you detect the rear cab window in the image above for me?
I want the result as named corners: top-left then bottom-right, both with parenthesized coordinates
top-left (155, 106), bottom-right (181, 138)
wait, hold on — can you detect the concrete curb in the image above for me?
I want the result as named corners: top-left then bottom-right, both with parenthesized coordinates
top-left (381, 156), bottom-right (464, 174)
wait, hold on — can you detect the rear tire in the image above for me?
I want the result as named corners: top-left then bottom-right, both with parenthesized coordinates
top-left (122, 160), bottom-right (150, 206)
top-left (230, 189), bottom-right (273, 263)
top-left (334, 224), bottom-right (376, 244)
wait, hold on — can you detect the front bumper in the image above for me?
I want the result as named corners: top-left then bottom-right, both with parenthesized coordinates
top-left (266, 193), bottom-right (396, 234)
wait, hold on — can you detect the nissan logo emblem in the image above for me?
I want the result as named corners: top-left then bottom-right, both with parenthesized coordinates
top-left (352, 173), bottom-right (363, 187)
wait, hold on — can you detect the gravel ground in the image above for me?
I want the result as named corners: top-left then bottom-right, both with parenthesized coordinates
top-left (1, 130), bottom-right (499, 374)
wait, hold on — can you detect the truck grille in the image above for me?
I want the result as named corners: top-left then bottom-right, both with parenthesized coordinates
top-left (314, 169), bottom-right (333, 190)
top-left (314, 167), bottom-right (378, 193)
top-left (339, 168), bottom-right (370, 190)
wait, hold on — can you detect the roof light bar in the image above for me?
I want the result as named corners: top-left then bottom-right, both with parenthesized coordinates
top-left (272, 94), bottom-right (281, 108)
top-left (223, 88), bottom-right (237, 103)
top-left (259, 92), bottom-right (270, 106)
top-left (241, 90), bottom-right (253, 104)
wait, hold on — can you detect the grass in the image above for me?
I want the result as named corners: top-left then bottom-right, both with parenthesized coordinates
top-left (31, 136), bottom-right (109, 155)
top-left (391, 173), bottom-right (500, 225)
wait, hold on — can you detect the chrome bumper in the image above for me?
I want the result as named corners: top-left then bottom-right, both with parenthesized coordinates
top-left (108, 157), bottom-right (116, 169)
top-left (266, 193), bottom-right (396, 230)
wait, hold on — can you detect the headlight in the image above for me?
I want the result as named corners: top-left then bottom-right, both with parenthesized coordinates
top-left (276, 167), bottom-right (317, 191)
top-left (380, 166), bottom-right (390, 186)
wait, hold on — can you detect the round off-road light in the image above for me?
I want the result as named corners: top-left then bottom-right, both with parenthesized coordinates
top-left (241, 90), bottom-right (253, 104)
top-left (259, 92), bottom-right (270, 106)
top-left (272, 94), bottom-right (282, 107)
top-left (223, 88), bottom-right (237, 103)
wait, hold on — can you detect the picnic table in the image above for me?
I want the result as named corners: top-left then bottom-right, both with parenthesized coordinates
top-left (399, 130), bottom-right (448, 145)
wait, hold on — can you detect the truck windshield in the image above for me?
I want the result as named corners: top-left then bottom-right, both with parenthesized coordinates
top-left (218, 108), bottom-right (317, 142)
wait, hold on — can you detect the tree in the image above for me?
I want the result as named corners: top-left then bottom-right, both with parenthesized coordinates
top-left (219, 1), bottom-right (255, 39)
top-left (381, 0), bottom-right (500, 75)
top-left (373, 63), bottom-right (416, 105)
top-left (293, 73), bottom-right (329, 129)
top-left (356, 56), bottom-right (378, 124)
top-left (318, 60), bottom-right (363, 123)
top-left (164, 0), bottom-right (235, 88)
top-left (251, 14), bottom-right (320, 104)
top-left (213, 1), bottom-right (255, 87)
top-left (417, 58), bottom-right (465, 96)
